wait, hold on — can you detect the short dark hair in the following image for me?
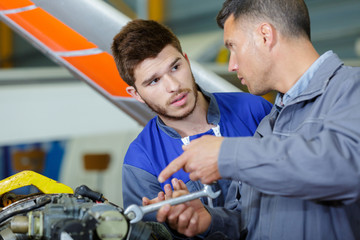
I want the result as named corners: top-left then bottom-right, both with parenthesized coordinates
top-left (216, 0), bottom-right (311, 40)
top-left (112, 19), bottom-right (183, 87)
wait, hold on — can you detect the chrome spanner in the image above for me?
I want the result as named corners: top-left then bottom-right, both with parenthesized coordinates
top-left (124, 184), bottom-right (221, 224)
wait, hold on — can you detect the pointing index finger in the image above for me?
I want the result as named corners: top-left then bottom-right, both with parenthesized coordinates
top-left (158, 155), bottom-right (187, 183)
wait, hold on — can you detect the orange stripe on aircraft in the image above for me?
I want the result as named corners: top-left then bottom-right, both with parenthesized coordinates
top-left (63, 52), bottom-right (130, 97)
top-left (1, 0), bottom-right (130, 98)
top-left (6, 8), bottom-right (96, 51)
top-left (0, 0), bottom-right (34, 10)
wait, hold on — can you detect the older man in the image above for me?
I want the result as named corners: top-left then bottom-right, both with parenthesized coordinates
top-left (158, 0), bottom-right (360, 239)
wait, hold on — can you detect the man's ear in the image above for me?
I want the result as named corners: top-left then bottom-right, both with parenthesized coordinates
top-left (126, 86), bottom-right (145, 103)
top-left (257, 22), bottom-right (276, 49)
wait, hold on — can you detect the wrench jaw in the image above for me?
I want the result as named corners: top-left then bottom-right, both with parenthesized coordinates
top-left (124, 204), bottom-right (143, 224)
top-left (210, 190), bottom-right (221, 199)
top-left (203, 184), bottom-right (222, 199)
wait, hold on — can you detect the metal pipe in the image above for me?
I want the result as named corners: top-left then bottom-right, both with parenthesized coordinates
top-left (10, 216), bottom-right (28, 234)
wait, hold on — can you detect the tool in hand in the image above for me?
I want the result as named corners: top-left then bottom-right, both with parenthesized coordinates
top-left (124, 184), bottom-right (221, 224)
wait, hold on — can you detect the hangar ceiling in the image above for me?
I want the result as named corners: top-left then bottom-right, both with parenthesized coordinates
top-left (119, 0), bottom-right (360, 92)
top-left (120, 0), bottom-right (360, 59)
top-left (0, 0), bottom-right (359, 85)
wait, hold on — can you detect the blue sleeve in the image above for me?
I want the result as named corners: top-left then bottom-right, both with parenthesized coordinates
top-left (255, 96), bottom-right (273, 121)
top-left (241, 93), bottom-right (272, 126)
top-left (122, 164), bottom-right (162, 221)
top-left (215, 92), bottom-right (273, 137)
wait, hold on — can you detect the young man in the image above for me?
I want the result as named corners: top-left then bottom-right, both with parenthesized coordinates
top-left (111, 19), bottom-right (272, 238)
top-left (159, 0), bottom-right (360, 239)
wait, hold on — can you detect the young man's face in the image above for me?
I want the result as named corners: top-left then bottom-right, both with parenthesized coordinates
top-left (127, 44), bottom-right (198, 120)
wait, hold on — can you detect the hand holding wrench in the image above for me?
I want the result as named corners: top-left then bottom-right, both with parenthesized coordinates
top-left (124, 184), bottom-right (221, 224)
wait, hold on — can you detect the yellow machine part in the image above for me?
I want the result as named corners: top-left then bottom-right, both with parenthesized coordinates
top-left (0, 170), bottom-right (74, 196)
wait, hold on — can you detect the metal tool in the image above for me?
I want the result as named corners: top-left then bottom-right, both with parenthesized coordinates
top-left (124, 184), bottom-right (221, 224)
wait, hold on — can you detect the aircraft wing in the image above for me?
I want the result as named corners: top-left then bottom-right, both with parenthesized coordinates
top-left (0, 0), bottom-right (239, 126)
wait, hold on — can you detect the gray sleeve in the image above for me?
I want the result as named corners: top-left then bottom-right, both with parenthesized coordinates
top-left (122, 164), bottom-right (163, 222)
top-left (218, 109), bottom-right (360, 204)
top-left (202, 181), bottom-right (242, 239)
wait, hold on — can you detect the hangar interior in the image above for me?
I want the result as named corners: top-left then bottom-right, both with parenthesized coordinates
top-left (0, 0), bottom-right (359, 207)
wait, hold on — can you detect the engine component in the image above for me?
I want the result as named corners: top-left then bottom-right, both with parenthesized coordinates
top-left (0, 193), bottom-right (154, 240)
top-left (0, 171), bottom-right (73, 198)
top-left (0, 171), bottom-right (172, 239)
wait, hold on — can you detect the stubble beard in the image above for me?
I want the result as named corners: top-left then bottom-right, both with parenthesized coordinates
top-left (142, 79), bottom-right (198, 121)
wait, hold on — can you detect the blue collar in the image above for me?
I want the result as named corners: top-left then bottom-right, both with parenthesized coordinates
top-left (156, 88), bottom-right (220, 138)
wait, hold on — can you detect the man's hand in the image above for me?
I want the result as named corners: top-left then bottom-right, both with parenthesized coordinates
top-left (156, 179), bottom-right (212, 237)
top-left (158, 135), bottom-right (223, 184)
top-left (142, 183), bottom-right (173, 206)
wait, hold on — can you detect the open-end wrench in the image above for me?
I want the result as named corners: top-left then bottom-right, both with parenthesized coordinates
top-left (124, 184), bottom-right (221, 224)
